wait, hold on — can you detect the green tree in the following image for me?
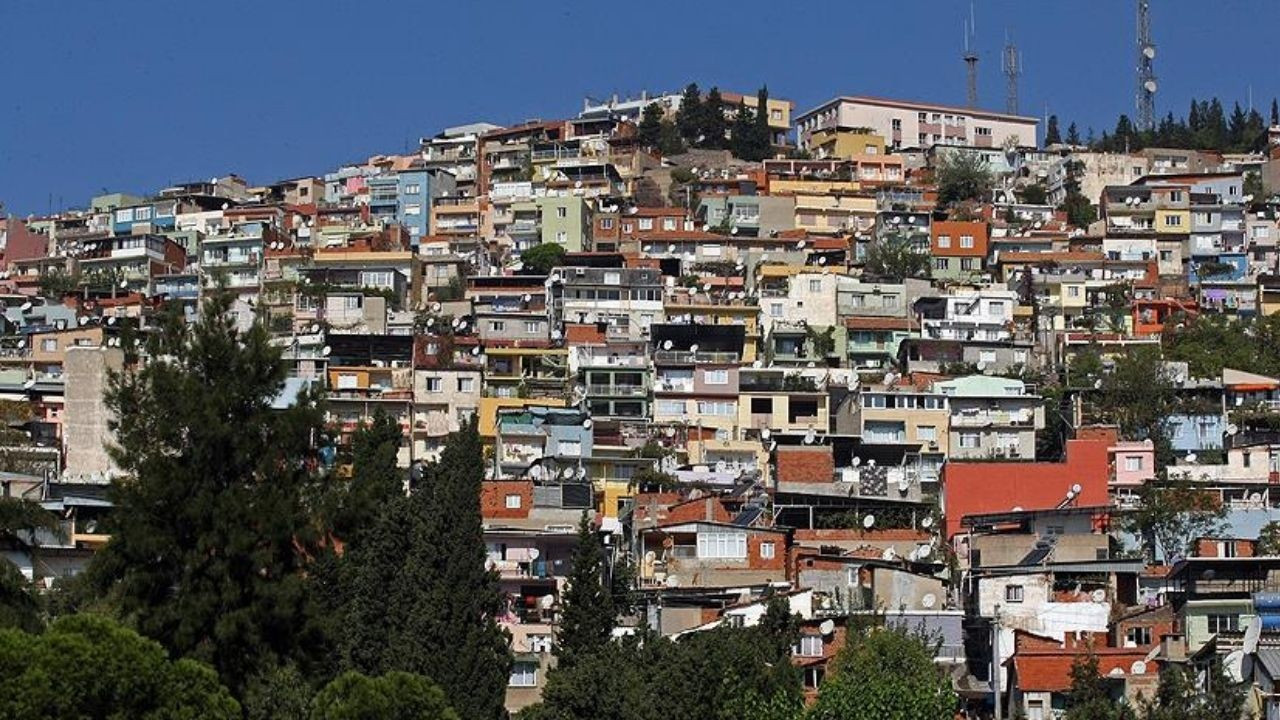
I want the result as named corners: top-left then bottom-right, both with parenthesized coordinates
top-left (638, 103), bottom-right (664, 150)
top-left (1244, 170), bottom-right (1267, 202)
top-left (1137, 664), bottom-right (1193, 720)
top-left (87, 292), bottom-right (328, 695)
top-left (676, 83), bottom-right (704, 145)
top-left (1017, 184), bottom-right (1049, 205)
top-left (244, 662), bottom-right (314, 720)
top-left (934, 150), bottom-right (993, 207)
top-left (864, 235), bottom-right (931, 282)
top-left (555, 511), bottom-right (615, 669)
top-left (1059, 159), bottom-right (1097, 229)
top-left (0, 496), bottom-right (62, 631)
top-left (332, 410), bottom-right (405, 541)
top-left (658, 119), bottom-right (686, 156)
top-left (753, 86), bottom-right (773, 156)
top-left (1259, 521), bottom-right (1280, 555)
top-left (1066, 122), bottom-right (1082, 146)
top-left (1124, 475), bottom-right (1226, 563)
top-left (1095, 346), bottom-right (1175, 452)
top-left (700, 87), bottom-right (728, 149)
top-left (521, 242), bottom-right (567, 275)
top-left (1045, 115), bottom-right (1062, 146)
top-left (311, 671), bottom-right (459, 720)
top-left (1064, 649), bottom-right (1130, 720)
top-left (342, 420), bottom-right (511, 720)
top-left (809, 622), bottom-right (956, 720)
top-left (731, 101), bottom-right (756, 160)
top-left (0, 614), bottom-right (240, 719)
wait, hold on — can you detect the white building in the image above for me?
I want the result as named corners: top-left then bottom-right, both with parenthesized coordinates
top-left (796, 96), bottom-right (1038, 152)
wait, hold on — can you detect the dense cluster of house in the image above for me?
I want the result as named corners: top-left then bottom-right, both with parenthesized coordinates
top-left (5, 89), bottom-right (1280, 717)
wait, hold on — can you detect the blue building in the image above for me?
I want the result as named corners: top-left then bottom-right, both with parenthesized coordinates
top-left (397, 165), bottom-right (454, 243)
top-left (1167, 413), bottom-right (1225, 453)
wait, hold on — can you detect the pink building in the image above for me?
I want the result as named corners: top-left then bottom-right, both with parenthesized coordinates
top-left (1110, 440), bottom-right (1156, 507)
top-left (795, 96), bottom-right (1038, 151)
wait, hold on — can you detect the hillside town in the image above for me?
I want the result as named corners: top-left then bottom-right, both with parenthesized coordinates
top-left (6, 78), bottom-right (1280, 719)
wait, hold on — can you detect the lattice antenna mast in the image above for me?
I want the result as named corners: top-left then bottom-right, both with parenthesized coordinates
top-left (963, 3), bottom-right (979, 108)
top-left (1002, 31), bottom-right (1020, 116)
top-left (1136, 0), bottom-right (1157, 131)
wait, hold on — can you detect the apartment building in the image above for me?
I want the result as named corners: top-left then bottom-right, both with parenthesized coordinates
top-left (796, 96), bottom-right (1038, 151)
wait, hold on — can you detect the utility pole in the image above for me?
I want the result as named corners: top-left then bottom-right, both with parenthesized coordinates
top-left (1136, 0), bottom-right (1157, 132)
top-left (992, 603), bottom-right (1003, 719)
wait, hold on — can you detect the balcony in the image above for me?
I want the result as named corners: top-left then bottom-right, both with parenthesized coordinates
top-left (653, 378), bottom-right (694, 393)
top-left (587, 384), bottom-right (647, 397)
top-left (654, 350), bottom-right (739, 364)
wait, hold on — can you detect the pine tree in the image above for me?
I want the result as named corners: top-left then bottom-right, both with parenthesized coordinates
top-left (1228, 101), bottom-right (1248, 150)
top-left (675, 83), bottom-right (703, 145)
top-left (700, 87), bottom-right (728, 149)
top-left (753, 85), bottom-right (773, 158)
top-left (658, 119), bottom-right (686, 156)
top-left (555, 511), bottom-right (615, 669)
top-left (1044, 115), bottom-right (1062, 146)
top-left (1271, 98), bottom-right (1279, 127)
top-left (87, 292), bottom-right (329, 696)
top-left (637, 102), bottom-right (664, 151)
top-left (1066, 122), bottom-right (1081, 146)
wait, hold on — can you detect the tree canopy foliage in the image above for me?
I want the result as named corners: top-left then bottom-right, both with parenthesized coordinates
top-left (864, 235), bottom-right (932, 282)
top-left (934, 150), bottom-right (993, 207)
top-left (521, 243), bottom-right (567, 275)
top-left (808, 621), bottom-right (956, 720)
top-left (311, 671), bottom-right (460, 720)
top-left (1090, 96), bottom-right (1272, 153)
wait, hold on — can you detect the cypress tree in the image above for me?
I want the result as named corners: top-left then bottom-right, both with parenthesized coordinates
top-left (88, 292), bottom-right (328, 695)
top-left (753, 85), bottom-right (773, 158)
top-left (730, 101), bottom-right (755, 161)
top-left (637, 102), bottom-right (664, 150)
top-left (393, 419), bottom-right (511, 720)
top-left (555, 511), bottom-right (615, 669)
top-left (1066, 122), bottom-right (1081, 146)
top-left (675, 83), bottom-right (703, 145)
top-left (1044, 115), bottom-right (1062, 146)
top-left (1271, 98), bottom-right (1279, 127)
top-left (701, 87), bottom-right (728, 148)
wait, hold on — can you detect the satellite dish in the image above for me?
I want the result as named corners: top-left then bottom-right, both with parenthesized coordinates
top-left (768, 440), bottom-right (778, 452)
top-left (863, 514), bottom-right (876, 529)
top-left (730, 226), bottom-right (739, 236)
top-left (120, 279), bottom-right (129, 289)
top-left (452, 318), bottom-right (462, 329)
top-left (701, 283), bottom-right (712, 293)
top-left (882, 547), bottom-right (897, 561)
top-left (1091, 588), bottom-right (1107, 603)
top-left (470, 346), bottom-right (482, 356)
top-left (1226, 424), bottom-right (1239, 436)
top-left (1071, 483), bottom-right (1083, 495)
top-left (916, 545), bottom-right (931, 559)
top-left (1012, 506), bottom-right (1024, 512)
top-left (19, 302), bottom-right (32, 312)
top-left (560, 466), bottom-right (573, 479)
top-left (921, 593), bottom-right (937, 609)
top-left (321, 346), bottom-right (331, 356)
top-left (689, 343), bottom-right (699, 352)
top-left (430, 302), bottom-right (442, 313)
top-left (921, 516), bottom-right (933, 528)
top-left (804, 428), bottom-right (817, 444)
top-left (576, 466), bottom-right (587, 480)
top-left (662, 339), bottom-right (674, 350)
top-left (582, 418), bottom-right (593, 429)
top-left (1144, 79), bottom-right (1158, 94)
top-left (107, 316), bottom-right (117, 326)
top-left (819, 619), bottom-right (836, 636)
top-left (309, 323), bottom-right (320, 333)
top-left (867, 458), bottom-right (876, 467)
top-left (818, 256), bottom-right (828, 266)
top-left (898, 476), bottom-right (910, 493)
top-left (16, 340), bottom-right (25, 349)
top-left (528, 547), bottom-right (541, 560)
top-left (797, 240), bottom-right (807, 249)
top-left (529, 465), bottom-right (543, 479)
top-left (1130, 661), bottom-right (1147, 676)
top-left (1185, 453), bottom-right (1198, 464)
top-left (664, 426), bottom-right (676, 438)
top-left (1143, 45), bottom-right (1156, 60)
top-left (752, 359), bottom-right (763, 368)
top-left (760, 428), bottom-right (772, 440)
top-left (851, 457), bottom-right (861, 467)
top-left (78, 317), bottom-right (89, 326)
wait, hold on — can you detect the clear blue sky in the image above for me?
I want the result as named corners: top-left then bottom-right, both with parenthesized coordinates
top-left (2, 0), bottom-right (1278, 216)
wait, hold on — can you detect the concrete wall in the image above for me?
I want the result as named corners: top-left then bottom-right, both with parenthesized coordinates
top-left (63, 346), bottom-right (124, 481)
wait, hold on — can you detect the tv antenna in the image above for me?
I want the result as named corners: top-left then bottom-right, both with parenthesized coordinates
top-left (963, 2), bottom-right (979, 108)
top-left (1136, 0), bottom-right (1157, 131)
top-left (1002, 30), bottom-right (1021, 116)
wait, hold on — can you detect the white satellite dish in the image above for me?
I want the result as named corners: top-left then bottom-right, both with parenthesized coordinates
top-left (1091, 589), bottom-right (1106, 603)
top-left (1130, 661), bottom-right (1147, 676)
top-left (1226, 424), bottom-right (1239, 436)
top-left (16, 340), bottom-right (25, 349)
top-left (19, 302), bottom-right (32, 312)
top-left (898, 477), bottom-right (910, 493)
top-left (752, 359), bottom-right (763, 368)
top-left (760, 428), bottom-right (772, 440)
top-left (819, 619), bottom-right (836, 636)
top-left (528, 547), bottom-right (541, 560)
top-left (818, 256), bottom-right (828, 266)
top-left (921, 593), bottom-right (937, 609)
top-left (689, 343), bottom-right (699, 352)
top-left (582, 418), bottom-right (593, 429)
top-left (321, 346), bottom-right (331, 356)
top-left (78, 317), bottom-right (89, 326)
top-left (309, 323), bottom-right (320, 333)
top-left (119, 280), bottom-right (129, 289)
top-left (1185, 453), bottom-right (1198, 464)
top-left (107, 316), bottom-right (117, 326)
top-left (523, 293), bottom-right (532, 302)
top-left (867, 459), bottom-right (876, 468)
top-left (921, 516), bottom-right (933, 528)
top-left (1142, 45), bottom-right (1156, 60)
top-left (470, 346), bottom-right (482, 356)
top-left (851, 457), bottom-right (861, 467)
top-left (863, 514), bottom-right (875, 529)
top-left (452, 318), bottom-right (462, 329)
top-left (701, 283), bottom-right (712, 293)
top-left (576, 466), bottom-right (587, 480)
top-left (768, 440), bottom-right (778, 452)
top-left (560, 467), bottom-right (573, 479)
top-left (916, 545), bottom-right (931, 559)
top-left (1071, 483), bottom-right (1082, 495)
top-left (529, 465), bottom-right (543, 479)
top-left (1143, 80), bottom-right (1158, 94)
top-left (804, 428), bottom-right (817, 444)
top-left (796, 240), bottom-right (807, 250)
top-left (664, 426), bottom-right (676, 438)
top-left (430, 303), bottom-right (442, 313)
top-left (882, 547), bottom-right (897, 561)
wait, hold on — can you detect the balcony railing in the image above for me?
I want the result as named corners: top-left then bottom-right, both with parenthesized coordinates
top-left (587, 384), bottom-right (647, 397)
top-left (654, 350), bottom-right (739, 364)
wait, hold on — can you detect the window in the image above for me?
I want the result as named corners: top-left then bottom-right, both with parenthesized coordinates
top-left (891, 118), bottom-right (902, 131)
top-left (41, 339), bottom-right (57, 352)
top-left (960, 235), bottom-right (975, 248)
top-left (656, 399), bottom-right (685, 416)
top-left (662, 218), bottom-right (677, 231)
top-left (1207, 614), bottom-right (1239, 634)
top-left (638, 218), bottom-right (654, 231)
top-left (976, 126), bottom-right (993, 136)
top-left (917, 425), bottom-right (937, 442)
top-left (134, 206), bottom-right (152, 221)
top-left (1005, 585), bottom-right (1024, 603)
top-left (794, 635), bottom-right (824, 657)
top-left (884, 295), bottom-right (898, 309)
top-left (960, 258), bottom-right (975, 271)
top-left (425, 377), bottom-right (442, 393)
top-left (804, 667), bottom-right (825, 690)
top-left (988, 300), bottom-right (1006, 314)
top-left (809, 279), bottom-right (822, 293)
top-left (115, 208), bottom-right (134, 223)
top-left (337, 373), bottom-right (359, 390)
top-left (1164, 214), bottom-right (1183, 227)
top-left (558, 440), bottom-right (582, 457)
top-left (505, 494), bottom-right (522, 509)
top-left (600, 218), bottom-right (614, 230)
top-left (555, 206), bottom-right (567, 218)
top-left (917, 112), bottom-right (928, 122)
top-left (770, 303), bottom-right (783, 317)
top-left (760, 541), bottom-right (775, 559)
top-left (1124, 456), bottom-right (1144, 472)
top-left (403, 183), bottom-right (421, 195)
top-left (622, 222), bottom-right (633, 233)
top-left (959, 433), bottom-right (980, 449)
top-left (490, 320), bottom-right (506, 332)
top-left (509, 661), bottom-right (538, 687)
top-left (1126, 627), bottom-right (1153, 646)
top-left (525, 321), bottom-right (540, 333)
top-left (360, 271), bottom-right (394, 288)
top-left (935, 258), bottom-right (950, 270)
top-left (704, 369), bottom-right (729, 385)
top-left (980, 350), bottom-right (997, 364)
top-left (603, 271), bottom-right (621, 285)
top-left (697, 529), bottom-right (747, 559)
top-left (770, 108), bottom-right (783, 121)
top-left (402, 203), bottom-right (422, 216)
top-left (457, 377), bottom-right (475, 393)
top-left (555, 231), bottom-right (567, 243)
top-left (1067, 285), bottom-right (1081, 298)
top-left (1169, 190), bottom-right (1183, 202)
top-left (937, 234), bottom-right (951, 248)
top-left (697, 400), bottom-right (736, 416)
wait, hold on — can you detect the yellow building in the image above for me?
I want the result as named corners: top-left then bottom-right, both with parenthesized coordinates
top-left (806, 128), bottom-right (887, 159)
top-left (663, 295), bottom-right (761, 363)
top-left (793, 194), bottom-right (877, 235)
